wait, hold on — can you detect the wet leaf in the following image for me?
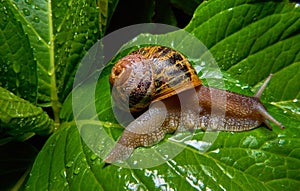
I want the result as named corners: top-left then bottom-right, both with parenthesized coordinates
top-left (27, 0), bottom-right (300, 190)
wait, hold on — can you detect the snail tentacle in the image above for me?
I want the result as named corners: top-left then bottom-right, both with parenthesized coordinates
top-left (254, 74), bottom-right (273, 98)
top-left (253, 74), bottom-right (285, 129)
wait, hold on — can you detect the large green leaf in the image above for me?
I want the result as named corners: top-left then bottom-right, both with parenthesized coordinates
top-left (0, 0), bottom-right (117, 142)
top-left (0, 0), bottom-right (118, 189)
top-left (1, 0), bottom-right (101, 106)
top-left (0, 87), bottom-right (53, 143)
top-left (0, 1), bottom-right (37, 103)
top-left (27, 0), bottom-right (300, 190)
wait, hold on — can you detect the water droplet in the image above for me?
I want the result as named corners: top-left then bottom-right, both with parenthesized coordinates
top-left (241, 85), bottom-right (249, 90)
top-left (33, 16), bottom-right (40, 23)
top-left (60, 169), bottom-right (67, 178)
top-left (25, 0), bottom-right (31, 5)
top-left (66, 161), bottom-right (73, 168)
top-left (163, 155), bottom-right (169, 160)
top-left (184, 140), bottom-right (212, 152)
top-left (278, 139), bottom-right (285, 145)
top-left (2, 6), bottom-right (7, 14)
top-left (144, 169), bottom-right (152, 177)
top-left (73, 167), bottom-right (80, 175)
top-left (90, 154), bottom-right (97, 161)
top-left (22, 8), bottom-right (30, 16)
top-left (211, 148), bottom-right (220, 154)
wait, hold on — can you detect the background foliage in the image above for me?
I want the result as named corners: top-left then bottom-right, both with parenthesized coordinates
top-left (0, 0), bottom-right (299, 190)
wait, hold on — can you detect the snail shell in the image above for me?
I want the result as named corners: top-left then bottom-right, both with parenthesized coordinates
top-left (109, 46), bottom-right (201, 113)
top-left (105, 46), bottom-right (285, 164)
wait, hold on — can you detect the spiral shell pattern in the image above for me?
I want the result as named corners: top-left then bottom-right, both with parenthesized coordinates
top-left (109, 46), bottom-right (202, 113)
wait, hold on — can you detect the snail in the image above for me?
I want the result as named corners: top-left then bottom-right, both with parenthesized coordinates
top-left (104, 46), bottom-right (284, 163)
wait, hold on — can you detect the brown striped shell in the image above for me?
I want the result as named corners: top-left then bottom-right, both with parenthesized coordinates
top-left (109, 46), bottom-right (202, 113)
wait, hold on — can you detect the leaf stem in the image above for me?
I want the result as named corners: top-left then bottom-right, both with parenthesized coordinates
top-left (48, 0), bottom-right (60, 130)
top-left (11, 167), bottom-right (31, 191)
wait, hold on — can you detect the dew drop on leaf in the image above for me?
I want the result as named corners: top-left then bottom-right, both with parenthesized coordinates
top-left (60, 169), bottom-right (67, 178)
top-left (33, 16), bottom-right (40, 23)
top-left (144, 169), bottom-right (151, 177)
top-left (22, 8), bottom-right (30, 16)
top-left (25, 0), bottom-right (31, 5)
top-left (278, 139), bottom-right (286, 145)
top-left (66, 161), bottom-right (73, 168)
top-left (73, 167), bottom-right (80, 175)
top-left (237, 68), bottom-right (243, 74)
top-left (2, 6), bottom-right (8, 14)
top-left (241, 85), bottom-right (249, 90)
top-left (90, 153), bottom-right (97, 161)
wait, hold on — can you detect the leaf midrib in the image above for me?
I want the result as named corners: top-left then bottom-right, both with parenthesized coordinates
top-left (47, 0), bottom-right (60, 126)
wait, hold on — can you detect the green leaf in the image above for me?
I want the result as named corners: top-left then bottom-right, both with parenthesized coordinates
top-left (28, 0), bottom-right (300, 190)
top-left (185, 0), bottom-right (300, 88)
top-left (98, 0), bottom-right (119, 35)
top-left (3, 0), bottom-right (101, 106)
top-left (0, 87), bottom-right (53, 143)
top-left (53, 0), bottom-right (102, 102)
top-left (0, 1), bottom-right (37, 103)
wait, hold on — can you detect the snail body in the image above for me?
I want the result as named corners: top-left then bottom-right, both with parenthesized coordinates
top-left (105, 46), bottom-right (284, 163)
